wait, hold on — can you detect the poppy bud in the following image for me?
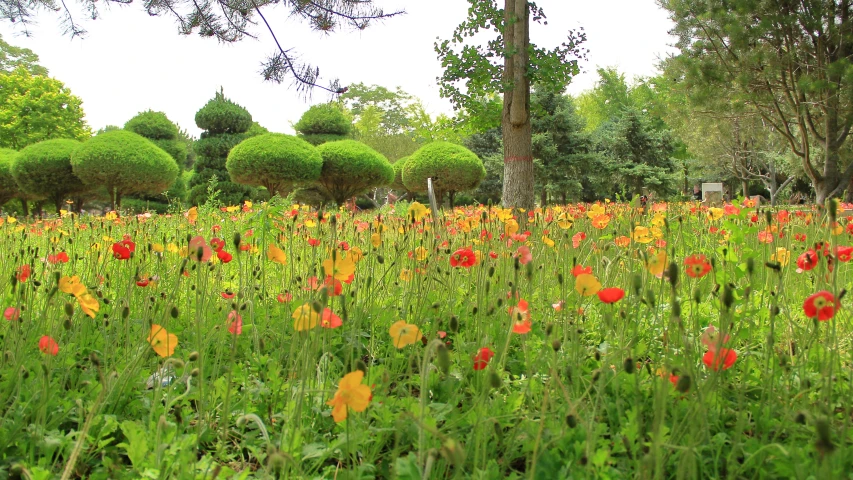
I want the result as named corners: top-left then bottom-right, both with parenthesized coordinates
top-left (496, 298), bottom-right (503, 308)
top-left (355, 360), bottom-right (367, 374)
top-left (513, 258), bottom-right (520, 271)
top-left (377, 255), bottom-right (385, 264)
top-left (623, 357), bottom-right (635, 374)
top-left (672, 300), bottom-right (681, 318)
top-left (188, 351), bottom-right (199, 362)
top-left (488, 266), bottom-right (495, 277)
top-left (432, 302), bottom-right (440, 309)
top-left (693, 287), bottom-right (702, 304)
top-left (794, 412), bottom-right (807, 425)
top-left (449, 315), bottom-right (459, 333)
top-left (436, 344), bottom-right (451, 374)
top-left (121, 306), bottom-right (130, 319)
top-left (667, 262), bottom-right (678, 288)
top-left (311, 301), bottom-right (323, 314)
top-left (676, 374), bottom-right (691, 393)
top-left (722, 285), bottom-right (735, 310)
top-left (645, 289), bottom-right (656, 308)
top-left (63, 319), bottom-right (72, 330)
top-left (488, 371), bottom-right (501, 389)
top-left (592, 370), bottom-right (600, 382)
top-left (815, 418), bottom-right (834, 453)
top-left (632, 274), bottom-right (642, 296)
top-left (746, 258), bottom-right (755, 276)
top-left (64, 303), bottom-right (74, 317)
top-left (545, 323), bottom-right (554, 336)
top-left (190, 368), bottom-right (200, 377)
top-left (551, 339), bottom-right (561, 351)
top-left (472, 307), bottom-right (478, 315)
top-left (557, 273), bottom-right (564, 285)
top-left (566, 414), bottom-right (577, 428)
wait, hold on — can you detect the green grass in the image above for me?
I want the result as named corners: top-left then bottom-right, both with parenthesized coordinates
top-left (0, 200), bottom-right (851, 479)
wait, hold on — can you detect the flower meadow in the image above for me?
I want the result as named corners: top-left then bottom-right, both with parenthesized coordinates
top-left (0, 199), bottom-right (852, 479)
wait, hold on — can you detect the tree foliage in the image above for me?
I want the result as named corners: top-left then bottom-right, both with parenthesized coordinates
top-left (661, 0), bottom-right (853, 202)
top-left (0, 68), bottom-right (90, 150)
top-left (226, 133), bottom-right (322, 197)
top-left (0, 34), bottom-right (47, 76)
top-left (71, 130), bottom-right (179, 209)
top-left (315, 140), bottom-right (393, 205)
top-left (125, 110), bottom-right (189, 202)
top-left (436, 0), bottom-right (587, 208)
top-left (12, 139), bottom-right (87, 211)
top-left (189, 91), bottom-right (263, 206)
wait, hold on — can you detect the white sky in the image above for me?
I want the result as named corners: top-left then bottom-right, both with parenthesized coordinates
top-left (0, 0), bottom-right (677, 137)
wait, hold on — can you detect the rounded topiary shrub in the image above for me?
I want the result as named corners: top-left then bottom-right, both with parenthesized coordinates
top-left (226, 133), bottom-right (323, 197)
top-left (0, 148), bottom-right (22, 206)
top-left (294, 104), bottom-right (352, 145)
top-left (124, 110), bottom-right (180, 140)
top-left (71, 130), bottom-right (179, 209)
top-left (12, 139), bottom-right (88, 212)
top-left (402, 142), bottom-right (485, 200)
top-left (195, 92), bottom-right (253, 135)
top-left (315, 140), bottom-right (394, 205)
top-left (391, 156), bottom-right (409, 192)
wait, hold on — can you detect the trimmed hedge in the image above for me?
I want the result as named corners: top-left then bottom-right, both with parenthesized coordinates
top-left (391, 156), bottom-right (409, 192)
top-left (294, 104), bottom-right (352, 137)
top-left (0, 148), bottom-right (21, 205)
top-left (316, 140), bottom-right (393, 205)
top-left (227, 133), bottom-right (323, 197)
top-left (195, 92), bottom-right (253, 135)
top-left (401, 142), bottom-right (485, 195)
top-left (12, 139), bottom-right (87, 211)
top-left (71, 130), bottom-right (179, 207)
top-left (124, 110), bottom-right (180, 140)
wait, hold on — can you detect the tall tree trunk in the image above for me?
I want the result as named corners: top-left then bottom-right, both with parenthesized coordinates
top-left (20, 198), bottom-right (29, 217)
top-left (449, 191), bottom-right (456, 209)
top-left (540, 188), bottom-right (547, 207)
top-left (501, 0), bottom-right (534, 210)
top-left (741, 180), bottom-right (749, 198)
top-left (845, 176), bottom-right (853, 203)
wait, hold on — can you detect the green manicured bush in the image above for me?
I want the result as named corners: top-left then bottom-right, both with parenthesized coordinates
top-left (194, 92), bottom-right (253, 134)
top-left (12, 139), bottom-right (88, 212)
top-left (227, 133), bottom-right (323, 197)
top-left (124, 110), bottom-right (180, 140)
top-left (315, 140), bottom-right (393, 205)
top-left (391, 156), bottom-right (409, 192)
top-left (71, 130), bottom-right (179, 209)
top-left (0, 148), bottom-right (22, 206)
top-left (402, 142), bottom-right (485, 206)
top-left (294, 104), bottom-right (352, 145)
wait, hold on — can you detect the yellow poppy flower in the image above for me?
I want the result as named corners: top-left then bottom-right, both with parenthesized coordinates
top-left (323, 253), bottom-right (356, 281)
top-left (646, 250), bottom-right (667, 277)
top-left (292, 304), bottom-right (320, 331)
top-left (326, 370), bottom-right (372, 422)
top-left (771, 247), bottom-right (790, 266)
top-left (407, 202), bottom-right (429, 221)
top-left (371, 233), bottom-right (382, 247)
top-left (147, 324), bottom-right (178, 357)
top-left (414, 246), bottom-right (429, 261)
top-left (389, 320), bottom-right (421, 348)
top-left (557, 214), bottom-right (574, 230)
top-left (78, 293), bottom-right (100, 318)
top-left (59, 276), bottom-right (87, 297)
top-left (400, 269), bottom-right (413, 282)
top-left (633, 226), bottom-right (653, 244)
top-left (504, 219), bottom-right (519, 236)
top-left (267, 244), bottom-right (287, 265)
top-left (575, 274), bottom-right (602, 297)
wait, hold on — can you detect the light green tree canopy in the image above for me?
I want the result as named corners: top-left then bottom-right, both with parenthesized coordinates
top-left (226, 133), bottom-right (323, 197)
top-left (12, 139), bottom-right (87, 211)
top-left (315, 140), bottom-right (393, 205)
top-left (0, 34), bottom-right (48, 76)
top-left (0, 68), bottom-right (91, 150)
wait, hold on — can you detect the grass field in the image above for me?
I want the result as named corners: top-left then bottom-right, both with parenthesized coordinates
top-left (0, 199), bottom-right (851, 479)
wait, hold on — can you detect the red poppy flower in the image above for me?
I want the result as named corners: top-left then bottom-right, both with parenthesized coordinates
top-left (572, 265), bottom-right (592, 277)
top-left (572, 232), bottom-right (587, 248)
top-left (221, 291), bottom-right (236, 299)
top-left (473, 347), bottom-right (495, 370)
top-left (702, 348), bottom-right (737, 371)
top-left (16, 264), bottom-right (31, 282)
top-left (489, 251), bottom-right (497, 259)
top-left (597, 287), bottom-right (625, 304)
top-left (450, 248), bottom-right (477, 268)
top-left (47, 252), bottom-right (69, 264)
top-left (338, 241), bottom-right (350, 251)
top-left (136, 277), bottom-right (149, 287)
top-left (307, 276), bottom-right (343, 296)
top-left (794, 233), bottom-right (806, 242)
top-left (276, 292), bottom-right (293, 303)
top-left (121, 236), bottom-right (136, 252)
top-left (803, 291), bottom-right (837, 321)
top-left (320, 308), bottom-right (343, 328)
top-left (307, 238), bottom-right (321, 247)
top-left (514, 246), bottom-right (532, 265)
top-left (239, 243), bottom-right (252, 252)
top-left (210, 238), bottom-right (225, 252)
top-left (112, 243), bottom-right (131, 260)
top-left (796, 250), bottom-right (818, 271)
top-left (509, 300), bottom-right (531, 334)
top-left (189, 236), bottom-right (213, 262)
top-left (684, 254), bottom-right (712, 278)
top-left (836, 246), bottom-right (852, 263)
top-left (480, 229), bottom-right (493, 241)
top-left (217, 250), bottom-right (233, 263)
top-left (4, 307), bottom-right (20, 321)
top-left (227, 310), bottom-right (243, 335)
top-left (38, 336), bottom-right (59, 356)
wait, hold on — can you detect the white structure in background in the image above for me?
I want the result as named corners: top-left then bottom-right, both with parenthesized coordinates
top-left (702, 183), bottom-right (724, 204)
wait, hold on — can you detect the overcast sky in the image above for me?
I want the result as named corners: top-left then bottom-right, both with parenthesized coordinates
top-left (0, 0), bottom-right (677, 137)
